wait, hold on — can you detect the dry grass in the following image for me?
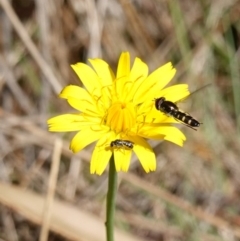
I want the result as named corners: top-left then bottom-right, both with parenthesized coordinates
top-left (0, 0), bottom-right (240, 240)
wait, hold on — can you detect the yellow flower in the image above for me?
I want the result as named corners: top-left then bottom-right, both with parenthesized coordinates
top-left (47, 52), bottom-right (189, 175)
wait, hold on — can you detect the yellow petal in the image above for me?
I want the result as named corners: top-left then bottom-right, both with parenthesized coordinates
top-left (133, 62), bottom-right (176, 104)
top-left (116, 52), bottom-right (130, 79)
top-left (139, 105), bottom-right (173, 124)
top-left (59, 85), bottom-right (102, 114)
top-left (71, 63), bottom-right (102, 95)
top-left (70, 127), bottom-right (109, 153)
top-left (130, 57), bottom-right (148, 82)
top-left (90, 147), bottom-right (112, 175)
top-left (59, 85), bottom-right (93, 102)
top-left (90, 133), bottom-right (115, 175)
top-left (139, 125), bottom-right (186, 147)
top-left (114, 52), bottom-right (131, 101)
top-left (47, 114), bottom-right (91, 132)
top-left (154, 84), bottom-right (190, 102)
top-left (67, 97), bottom-right (100, 116)
top-left (126, 57), bottom-right (148, 102)
top-left (114, 148), bottom-right (132, 172)
top-left (145, 111), bottom-right (179, 124)
top-left (88, 59), bottom-right (114, 108)
top-left (131, 137), bottom-right (156, 172)
top-left (115, 75), bottom-right (128, 101)
top-left (88, 58), bottom-right (115, 86)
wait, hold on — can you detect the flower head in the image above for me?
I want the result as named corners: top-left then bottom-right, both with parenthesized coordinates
top-left (47, 52), bottom-right (189, 175)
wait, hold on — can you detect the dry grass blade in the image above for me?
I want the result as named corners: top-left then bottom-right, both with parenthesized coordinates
top-left (40, 139), bottom-right (62, 241)
top-left (0, 0), bottom-right (62, 94)
top-left (0, 54), bottom-right (35, 114)
top-left (0, 182), bottom-right (145, 241)
top-left (123, 173), bottom-right (240, 238)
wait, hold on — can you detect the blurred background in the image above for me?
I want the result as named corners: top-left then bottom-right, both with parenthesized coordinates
top-left (0, 0), bottom-right (240, 240)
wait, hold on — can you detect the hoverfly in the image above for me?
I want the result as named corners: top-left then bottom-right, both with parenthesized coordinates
top-left (155, 97), bottom-right (201, 130)
top-left (110, 139), bottom-right (134, 150)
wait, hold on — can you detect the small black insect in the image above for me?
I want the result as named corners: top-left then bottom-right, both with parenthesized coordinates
top-left (110, 139), bottom-right (134, 150)
top-left (155, 97), bottom-right (201, 130)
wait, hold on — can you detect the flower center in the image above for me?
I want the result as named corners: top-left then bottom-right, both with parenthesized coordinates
top-left (106, 101), bottom-right (136, 133)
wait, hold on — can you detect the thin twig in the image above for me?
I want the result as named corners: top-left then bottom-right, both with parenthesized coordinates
top-left (39, 138), bottom-right (62, 241)
top-left (0, 54), bottom-right (35, 114)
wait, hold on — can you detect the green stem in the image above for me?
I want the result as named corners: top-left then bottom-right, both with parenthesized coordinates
top-left (106, 154), bottom-right (118, 241)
